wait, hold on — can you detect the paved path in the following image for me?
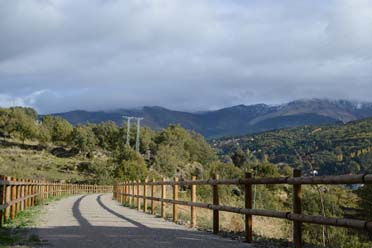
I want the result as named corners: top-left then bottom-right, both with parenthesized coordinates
top-left (35, 194), bottom-right (252, 248)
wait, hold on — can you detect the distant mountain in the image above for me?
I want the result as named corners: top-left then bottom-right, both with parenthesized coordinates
top-left (51, 99), bottom-right (372, 138)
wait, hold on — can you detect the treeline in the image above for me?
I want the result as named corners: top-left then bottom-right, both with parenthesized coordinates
top-left (215, 118), bottom-right (372, 176)
top-left (0, 107), bottom-right (241, 180)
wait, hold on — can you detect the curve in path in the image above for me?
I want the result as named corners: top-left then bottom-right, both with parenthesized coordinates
top-left (35, 194), bottom-right (252, 248)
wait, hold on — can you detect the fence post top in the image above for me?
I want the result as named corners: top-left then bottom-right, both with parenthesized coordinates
top-left (191, 176), bottom-right (196, 180)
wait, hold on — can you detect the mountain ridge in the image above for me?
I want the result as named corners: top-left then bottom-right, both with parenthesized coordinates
top-left (50, 99), bottom-right (372, 138)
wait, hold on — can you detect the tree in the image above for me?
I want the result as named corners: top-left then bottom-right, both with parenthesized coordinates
top-left (92, 121), bottom-right (119, 150)
top-left (42, 116), bottom-right (73, 144)
top-left (231, 147), bottom-right (247, 168)
top-left (37, 124), bottom-right (52, 145)
top-left (70, 125), bottom-right (97, 152)
top-left (0, 107), bottom-right (39, 141)
top-left (155, 125), bottom-right (217, 169)
top-left (9, 108), bottom-right (39, 143)
top-left (153, 144), bottom-right (189, 178)
top-left (114, 145), bottom-right (148, 181)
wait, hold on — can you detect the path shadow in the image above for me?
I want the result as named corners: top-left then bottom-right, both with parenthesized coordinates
top-left (96, 194), bottom-right (148, 229)
top-left (1, 194), bottom-right (249, 248)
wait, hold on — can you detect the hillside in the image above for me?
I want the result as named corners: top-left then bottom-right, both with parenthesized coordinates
top-left (0, 139), bottom-right (111, 183)
top-left (213, 118), bottom-right (372, 175)
top-left (52, 99), bottom-right (372, 138)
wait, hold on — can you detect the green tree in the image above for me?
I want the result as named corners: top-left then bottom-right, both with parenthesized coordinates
top-left (153, 144), bottom-right (189, 177)
top-left (93, 121), bottom-right (119, 150)
top-left (231, 147), bottom-right (247, 168)
top-left (42, 116), bottom-right (73, 144)
top-left (9, 108), bottom-right (39, 143)
top-left (114, 145), bottom-right (148, 180)
top-left (154, 125), bottom-right (217, 172)
top-left (70, 125), bottom-right (97, 152)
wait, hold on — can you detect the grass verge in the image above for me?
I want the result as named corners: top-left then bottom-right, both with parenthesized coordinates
top-left (0, 195), bottom-right (66, 248)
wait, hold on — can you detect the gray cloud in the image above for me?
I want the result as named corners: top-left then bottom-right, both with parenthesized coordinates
top-left (0, 0), bottom-right (372, 113)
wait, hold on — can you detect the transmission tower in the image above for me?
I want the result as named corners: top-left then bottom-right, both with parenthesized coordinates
top-left (122, 116), bottom-right (144, 153)
top-left (135, 117), bottom-right (144, 153)
top-left (122, 116), bottom-right (134, 145)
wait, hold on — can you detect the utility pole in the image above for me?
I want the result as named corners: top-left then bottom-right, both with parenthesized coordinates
top-left (135, 118), bottom-right (144, 153)
top-left (122, 116), bottom-right (134, 145)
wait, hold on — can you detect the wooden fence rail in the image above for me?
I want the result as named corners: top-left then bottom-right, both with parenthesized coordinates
top-left (113, 170), bottom-right (372, 248)
top-left (0, 175), bottom-right (113, 227)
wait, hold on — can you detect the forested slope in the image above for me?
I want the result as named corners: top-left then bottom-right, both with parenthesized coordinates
top-left (214, 118), bottom-right (372, 175)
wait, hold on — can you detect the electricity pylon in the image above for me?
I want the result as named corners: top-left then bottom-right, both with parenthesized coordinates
top-left (122, 116), bottom-right (144, 153)
top-left (122, 116), bottom-right (134, 145)
top-left (135, 117), bottom-right (144, 153)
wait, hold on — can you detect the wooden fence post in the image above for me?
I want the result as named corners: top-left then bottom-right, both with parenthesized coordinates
top-left (25, 179), bottom-right (29, 209)
top-left (32, 180), bottom-right (35, 206)
top-left (0, 175), bottom-right (4, 227)
top-left (173, 177), bottom-right (179, 223)
top-left (245, 172), bottom-right (253, 242)
top-left (151, 179), bottom-right (155, 215)
top-left (137, 181), bottom-right (141, 211)
top-left (293, 169), bottom-right (303, 248)
top-left (212, 174), bottom-right (219, 234)
top-left (133, 181), bottom-right (136, 208)
top-left (161, 178), bottom-right (166, 218)
top-left (21, 179), bottom-right (26, 211)
top-left (144, 179), bottom-right (148, 213)
top-left (10, 177), bottom-right (16, 220)
top-left (191, 176), bottom-right (196, 228)
top-left (46, 180), bottom-right (49, 200)
top-left (4, 176), bottom-right (11, 222)
top-left (16, 178), bottom-right (21, 213)
top-left (123, 183), bottom-right (126, 204)
top-left (129, 181), bottom-right (133, 207)
top-left (131, 181), bottom-right (135, 208)
top-left (113, 183), bottom-right (115, 199)
top-left (125, 182), bottom-right (128, 204)
top-left (120, 183), bottom-right (124, 205)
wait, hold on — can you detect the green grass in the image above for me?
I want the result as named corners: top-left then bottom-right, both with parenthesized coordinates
top-left (0, 206), bottom-right (41, 247)
top-left (0, 138), bottom-right (109, 182)
top-left (0, 195), bottom-right (67, 248)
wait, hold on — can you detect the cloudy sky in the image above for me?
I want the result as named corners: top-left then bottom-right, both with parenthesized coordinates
top-left (1, 0), bottom-right (372, 113)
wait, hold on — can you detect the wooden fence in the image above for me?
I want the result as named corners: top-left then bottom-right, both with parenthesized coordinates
top-left (0, 175), bottom-right (113, 226)
top-left (113, 170), bottom-right (372, 248)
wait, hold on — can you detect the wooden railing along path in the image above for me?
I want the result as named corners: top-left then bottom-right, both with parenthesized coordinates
top-left (0, 175), bottom-right (113, 226)
top-left (113, 170), bottom-right (372, 248)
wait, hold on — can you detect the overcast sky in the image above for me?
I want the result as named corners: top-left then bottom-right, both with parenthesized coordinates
top-left (1, 0), bottom-right (372, 113)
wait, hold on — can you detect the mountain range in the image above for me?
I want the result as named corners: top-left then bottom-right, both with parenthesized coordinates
top-left (51, 99), bottom-right (372, 138)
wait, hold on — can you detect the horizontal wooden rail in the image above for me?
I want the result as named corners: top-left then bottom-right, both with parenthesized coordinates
top-left (0, 175), bottom-right (113, 227)
top-left (116, 191), bottom-right (372, 231)
top-left (113, 171), bottom-right (372, 248)
top-left (118, 174), bottom-right (372, 186)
